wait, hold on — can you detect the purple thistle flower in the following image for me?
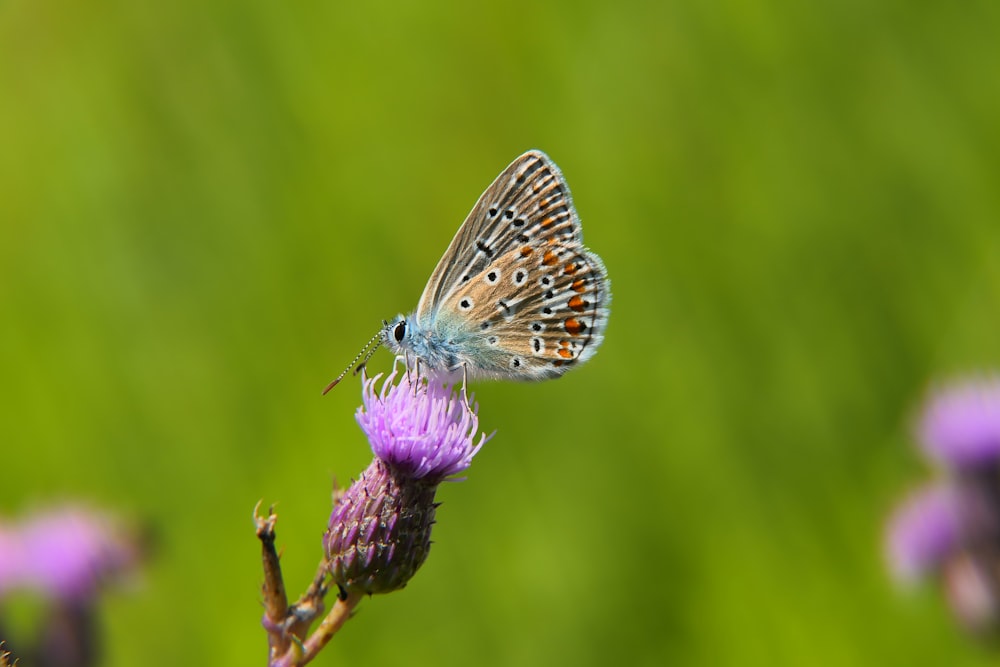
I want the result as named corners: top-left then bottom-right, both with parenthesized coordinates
top-left (885, 375), bottom-right (1000, 637)
top-left (0, 506), bottom-right (140, 602)
top-left (886, 485), bottom-right (963, 584)
top-left (325, 371), bottom-right (490, 595)
top-left (356, 370), bottom-right (487, 480)
top-left (919, 377), bottom-right (1000, 471)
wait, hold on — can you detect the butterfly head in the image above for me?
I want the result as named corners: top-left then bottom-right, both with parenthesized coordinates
top-left (380, 314), bottom-right (463, 381)
top-left (381, 315), bottom-right (409, 356)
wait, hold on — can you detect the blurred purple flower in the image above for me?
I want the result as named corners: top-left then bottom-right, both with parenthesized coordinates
top-left (919, 377), bottom-right (1000, 471)
top-left (885, 376), bottom-right (1000, 637)
top-left (0, 506), bottom-right (141, 602)
top-left (325, 371), bottom-right (490, 595)
top-left (886, 485), bottom-right (962, 584)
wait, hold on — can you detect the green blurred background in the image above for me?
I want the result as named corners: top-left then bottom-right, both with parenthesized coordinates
top-left (2, 0), bottom-right (1000, 664)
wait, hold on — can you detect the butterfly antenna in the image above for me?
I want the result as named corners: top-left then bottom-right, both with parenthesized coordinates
top-left (322, 330), bottom-right (383, 395)
top-left (356, 338), bottom-right (384, 376)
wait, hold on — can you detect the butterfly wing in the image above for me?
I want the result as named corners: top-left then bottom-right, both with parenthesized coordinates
top-left (436, 241), bottom-right (611, 380)
top-left (415, 150), bottom-right (583, 320)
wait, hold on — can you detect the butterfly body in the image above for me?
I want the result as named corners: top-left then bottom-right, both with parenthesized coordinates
top-left (379, 150), bottom-right (611, 384)
top-left (382, 312), bottom-right (519, 383)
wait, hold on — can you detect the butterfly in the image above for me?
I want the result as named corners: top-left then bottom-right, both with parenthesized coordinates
top-left (324, 150), bottom-right (610, 392)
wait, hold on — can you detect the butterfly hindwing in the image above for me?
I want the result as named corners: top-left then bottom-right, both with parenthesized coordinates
top-left (437, 241), bottom-right (610, 379)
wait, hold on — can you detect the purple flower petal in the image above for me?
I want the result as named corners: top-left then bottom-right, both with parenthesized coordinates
top-left (886, 485), bottom-right (962, 584)
top-left (356, 371), bottom-right (490, 481)
top-left (919, 378), bottom-right (1000, 470)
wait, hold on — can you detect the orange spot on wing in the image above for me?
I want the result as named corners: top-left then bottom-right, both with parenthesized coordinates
top-left (558, 348), bottom-right (574, 359)
top-left (541, 217), bottom-right (554, 227)
top-left (564, 318), bottom-right (587, 335)
top-left (520, 246), bottom-right (533, 257)
top-left (568, 295), bottom-right (587, 312)
top-left (571, 279), bottom-right (587, 293)
top-left (563, 263), bottom-right (577, 275)
top-left (542, 250), bottom-right (558, 265)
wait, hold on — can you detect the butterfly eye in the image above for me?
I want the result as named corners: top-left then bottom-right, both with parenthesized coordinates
top-left (393, 321), bottom-right (407, 343)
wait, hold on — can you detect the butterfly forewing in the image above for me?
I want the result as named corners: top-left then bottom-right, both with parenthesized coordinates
top-left (416, 151), bottom-right (582, 320)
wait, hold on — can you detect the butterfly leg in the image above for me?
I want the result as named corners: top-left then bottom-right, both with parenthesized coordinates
top-left (410, 354), bottom-right (426, 395)
top-left (461, 364), bottom-right (471, 411)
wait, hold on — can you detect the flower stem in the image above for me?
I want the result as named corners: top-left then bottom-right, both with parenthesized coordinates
top-left (302, 590), bottom-right (364, 663)
top-left (269, 590), bottom-right (364, 667)
top-left (255, 502), bottom-right (293, 658)
top-left (257, 501), bottom-right (366, 666)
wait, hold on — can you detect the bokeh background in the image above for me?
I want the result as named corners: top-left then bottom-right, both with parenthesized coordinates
top-left (2, 0), bottom-right (1000, 664)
